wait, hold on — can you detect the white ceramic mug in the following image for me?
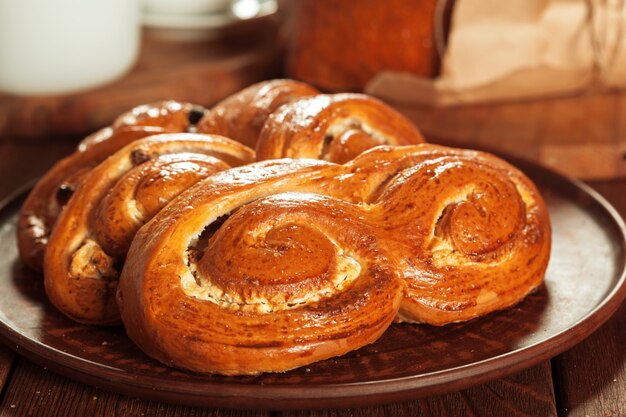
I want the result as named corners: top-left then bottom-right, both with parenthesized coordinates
top-left (0, 0), bottom-right (140, 95)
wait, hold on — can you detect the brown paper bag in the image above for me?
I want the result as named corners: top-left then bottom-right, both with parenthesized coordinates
top-left (366, 0), bottom-right (626, 106)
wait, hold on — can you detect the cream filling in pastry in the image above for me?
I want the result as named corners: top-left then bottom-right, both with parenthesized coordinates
top-left (326, 117), bottom-right (389, 144)
top-left (181, 231), bottom-right (362, 313)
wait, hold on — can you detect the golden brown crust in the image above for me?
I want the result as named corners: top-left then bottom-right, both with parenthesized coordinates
top-left (359, 148), bottom-right (551, 325)
top-left (197, 79), bottom-right (319, 149)
top-left (256, 93), bottom-right (425, 164)
top-left (21, 82), bottom-right (550, 375)
top-left (118, 144), bottom-right (550, 375)
top-left (44, 133), bottom-right (254, 325)
top-left (18, 101), bottom-right (209, 272)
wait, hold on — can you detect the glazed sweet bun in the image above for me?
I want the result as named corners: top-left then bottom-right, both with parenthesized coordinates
top-left (197, 79), bottom-right (319, 148)
top-left (18, 101), bottom-right (208, 271)
top-left (256, 93), bottom-right (425, 163)
top-left (197, 80), bottom-right (425, 164)
top-left (43, 133), bottom-right (254, 325)
top-left (118, 144), bottom-right (550, 374)
top-left (17, 80), bottom-right (551, 376)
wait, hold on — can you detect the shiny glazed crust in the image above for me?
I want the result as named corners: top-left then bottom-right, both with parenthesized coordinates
top-left (256, 93), bottom-right (425, 164)
top-left (197, 79), bottom-right (319, 149)
top-left (18, 101), bottom-right (208, 271)
top-left (44, 134), bottom-right (254, 325)
top-left (118, 144), bottom-right (550, 375)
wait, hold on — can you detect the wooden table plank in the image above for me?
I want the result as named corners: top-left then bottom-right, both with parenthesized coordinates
top-left (278, 362), bottom-right (556, 417)
top-left (0, 359), bottom-right (269, 417)
top-left (552, 303), bottom-right (626, 417)
top-left (0, 345), bottom-right (15, 396)
top-left (0, 356), bottom-right (556, 416)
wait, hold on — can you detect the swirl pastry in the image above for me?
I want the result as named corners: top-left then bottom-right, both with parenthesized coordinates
top-left (44, 133), bottom-right (254, 325)
top-left (18, 101), bottom-right (208, 272)
top-left (255, 93), bottom-right (425, 164)
top-left (352, 146), bottom-right (552, 325)
top-left (118, 144), bottom-right (550, 375)
top-left (196, 79), bottom-right (319, 149)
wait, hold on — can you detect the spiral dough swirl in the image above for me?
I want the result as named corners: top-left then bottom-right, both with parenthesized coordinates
top-left (44, 133), bottom-right (254, 325)
top-left (18, 101), bottom-right (209, 272)
top-left (256, 93), bottom-right (425, 163)
top-left (118, 144), bottom-right (551, 375)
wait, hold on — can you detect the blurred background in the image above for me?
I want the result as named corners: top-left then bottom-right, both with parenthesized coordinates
top-left (2, 3), bottom-right (626, 416)
top-left (1, 0), bottom-right (626, 180)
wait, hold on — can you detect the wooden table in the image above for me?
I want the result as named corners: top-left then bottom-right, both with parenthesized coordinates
top-left (1, 31), bottom-right (626, 417)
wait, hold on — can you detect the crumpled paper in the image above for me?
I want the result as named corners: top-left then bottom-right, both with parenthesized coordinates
top-left (366, 0), bottom-right (626, 106)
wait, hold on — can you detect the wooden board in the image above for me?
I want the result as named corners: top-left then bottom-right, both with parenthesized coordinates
top-left (0, 29), bottom-right (282, 141)
top-left (398, 90), bottom-right (626, 180)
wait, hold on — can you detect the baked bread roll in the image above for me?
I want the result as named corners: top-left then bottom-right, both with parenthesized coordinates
top-left (198, 80), bottom-right (424, 164)
top-left (118, 144), bottom-right (550, 375)
top-left (256, 93), bottom-right (425, 163)
top-left (197, 79), bottom-right (319, 148)
top-left (44, 133), bottom-right (254, 325)
top-left (18, 101), bottom-right (208, 272)
top-left (350, 146), bottom-right (551, 325)
top-left (20, 85), bottom-right (421, 280)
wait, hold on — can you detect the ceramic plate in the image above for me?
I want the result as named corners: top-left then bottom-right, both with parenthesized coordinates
top-left (141, 0), bottom-right (278, 40)
top-left (0, 156), bottom-right (624, 410)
